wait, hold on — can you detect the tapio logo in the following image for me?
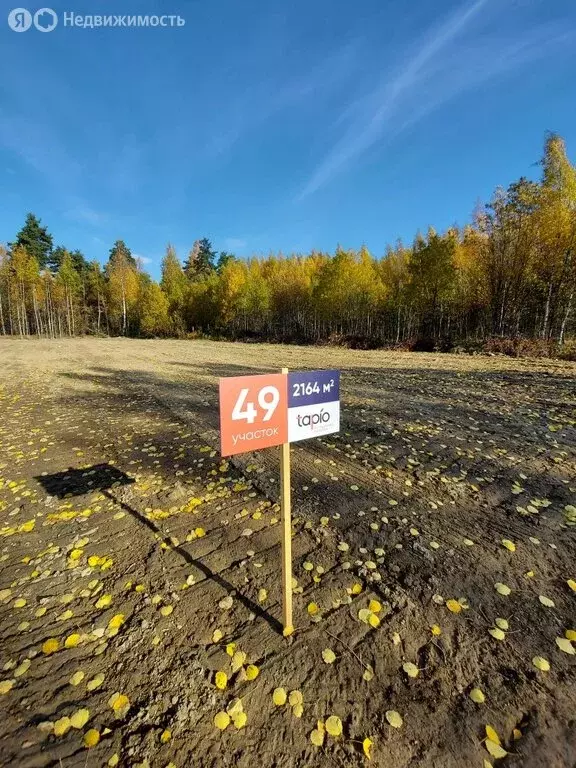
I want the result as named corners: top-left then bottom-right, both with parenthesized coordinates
top-left (7, 8), bottom-right (186, 30)
top-left (296, 409), bottom-right (331, 429)
top-left (8, 7), bottom-right (57, 31)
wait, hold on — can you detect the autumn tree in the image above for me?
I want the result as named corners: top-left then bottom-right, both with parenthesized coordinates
top-left (315, 247), bottom-right (383, 337)
top-left (85, 261), bottom-right (107, 334)
top-left (534, 133), bottom-right (576, 341)
top-left (161, 244), bottom-right (187, 333)
top-left (139, 281), bottom-right (171, 337)
top-left (105, 241), bottom-right (139, 335)
top-left (479, 179), bottom-right (540, 335)
top-left (408, 228), bottom-right (457, 338)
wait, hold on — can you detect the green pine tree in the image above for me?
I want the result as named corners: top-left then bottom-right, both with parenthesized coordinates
top-left (184, 238), bottom-right (216, 278)
top-left (108, 240), bottom-right (136, 269)
top-left (10, 213), bottom-right (53, 270)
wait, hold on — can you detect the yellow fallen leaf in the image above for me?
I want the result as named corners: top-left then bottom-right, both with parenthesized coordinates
top-left (431, 625), bottom-right (442, 636)
top-left (322, 648), bottom-right (336, 664)
top-left (212, 629), bottom-right (223, 643)
top-left (60, 593), bottom-right (75, 605)
top-left (489, 628), bottom-right (506, 641)
top-left (532, 656), bottom-right (550, 672)
top-left (292, 703), bottom-right (304, 718)
top-left (538, 595), bottom-right (555, 608)
top-left (257, 588), bottom-right (267, 603)
top-left (70, 708), bottom-right (90, 729)
top-left (567, 579), bottom-right (576, 592)
top-left (215, 671), bottom-right (228, 690)
top-left (402, 662), bottom-right (419, 678)
top-left (485, 725), bottom-right (500, 745)
top-left (501, 539), bottom-right (516, 552)
top-left (160, 605), bottom-right (173, 617)
top-left (53, 716), bottom-right (71, 737)
top-left (232, 710), bottom-right (247, 729)
top-left (0, 680), bottom-right (14, 695)
top-left (307, 602), bottom-right (319, 616)
top-left (566, 629), bottom-right (576, 641)
top-left (108, 692), bottom-right (130, 717)
top-left (273, 687), bottom-right (287, 706)
top-left (231, 650), bottom-right (247, 673)
top-left (368, 613), bottom-right (380, 628)
top-left (363, 665), bottom-right (374, 681)
top-left (14, 659), bottom-right (31, 677)
top-left (446, 599), bottom-right (462, 614)
top-left (495, 583), bottom-right (511, 596)
top-left (288, 690), bottom-right (303, 707)
top-left (351, 583), bottom-right (363, 595)
top-left (95, 594), bottom-right (112, 609)
top-left (108, 614), bottom-right (125, 630)
top-left (486, 739), bottom-right (507, 759)
top-left (325, 715), bottom-right (343, 737)
top-left (358, 608), bottom-right (372, 624)
top-left (70, 671), bottom-right (84, 686)
top-left (83, 729), bottom-right (100, 748)
top-left (214, 711), bottom-right (230, 730)
top-left (310, 728), bottom-right (324, 746)
top-left (245, 664), bottom-right (259, 681)
top-left (363, 736), bottom-right (373, 759)
top-left (385, 710), bottom-right (403, 728)
top-left (368, 599), bottom-right (382, 614)
top-left (13, 598), bottom-right (26, 608)
top-left (226, 642), bottom-right (236, 657)
top-left (227, 698), bottom-right (244, 717)
top-left (87, 673), bottom-right (105, 691)
top-left (160, 729), bottom-right (171, 743)
top-left (65, 633), bottom-right (82, 649)
top-left (42, 638), bottom-right (59, 655)
top-left (470, 688), bottom-right (485, 704)
top-left (555, 637), bottom-right (575, 655)
top-left (495, 618), bottom-right (509, 631)
top-left (108, 754), bottom-right (119, 767)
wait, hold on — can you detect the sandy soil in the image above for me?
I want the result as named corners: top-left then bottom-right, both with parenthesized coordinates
top-left (0, 337), bottom-right (575, 768)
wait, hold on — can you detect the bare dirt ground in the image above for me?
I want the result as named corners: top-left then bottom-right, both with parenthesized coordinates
top-left (0, 338), bottom-right (575, 768)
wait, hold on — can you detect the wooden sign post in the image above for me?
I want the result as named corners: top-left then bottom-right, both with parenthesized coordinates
top-left (218, 368), bottom-right (340, 635)
top-left (280, 368), bottom-right (293, 635)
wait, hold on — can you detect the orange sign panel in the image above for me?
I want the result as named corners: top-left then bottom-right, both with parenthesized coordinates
top-left (219, 373), bottom-right (288, 456)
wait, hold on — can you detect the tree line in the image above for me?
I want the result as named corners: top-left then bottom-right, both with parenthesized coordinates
top-left (1, 133), bottom-right (574, 353)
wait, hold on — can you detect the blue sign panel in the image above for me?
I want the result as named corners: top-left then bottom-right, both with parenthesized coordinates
top-left (287, 370), bottom-right (340, 408)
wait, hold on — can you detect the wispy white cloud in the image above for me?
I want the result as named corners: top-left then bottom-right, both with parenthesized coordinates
top-left (223, 237), bottom-right (247, 251)
top-left (202, 40), bottom-right (360, 160)
top-left (298, 0), bottom-right (574, 198)
top-left (0, 112), bottom-right (82, 182)
top-left (64, 203), bottom-right (105, 226)
top-left (134, 253), bottom-right (153, 265)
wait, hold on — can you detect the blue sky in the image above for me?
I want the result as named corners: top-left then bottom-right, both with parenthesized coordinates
top-left (1, 0), bottom-right (575, 278)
